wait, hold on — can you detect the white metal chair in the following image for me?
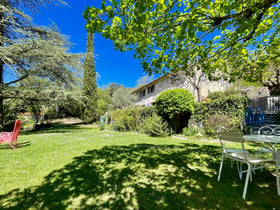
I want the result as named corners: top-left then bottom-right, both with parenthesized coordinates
top-left (215, 126), bottom-right (249, 180)
top-left (217, 131), bottom-right (278, 199)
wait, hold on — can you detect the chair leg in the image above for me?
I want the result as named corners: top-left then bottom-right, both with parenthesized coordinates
top-left (237, 162), bottom-right (242, 180)
top-left (8, 143), bottom-right (16, 150)
top-left (218, 153), bottom-right (224, 181)
top-left (243, 163), bottom-right (252, 200)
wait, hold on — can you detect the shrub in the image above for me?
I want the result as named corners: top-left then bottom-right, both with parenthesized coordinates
top-left (139, 106), bottom-right (157, 119)
top-left (204, 114), bottom-right (238, 136)
top-left (156, 88), bottom-right (195, 119)
top-left (191, 94), bottom-right (248, 128)
top-left (111, 108), bottom-right (140, 132)
top-left (99, 122), bottom-right (105, 130)
top-left (182, 127), bottom-right (205, 137)
top-left (155, 88), bottom-right (195, 133)
top-left (207, 91), bottom-right (226, 100)
top-left (139, 113), bottom-right (172, 137)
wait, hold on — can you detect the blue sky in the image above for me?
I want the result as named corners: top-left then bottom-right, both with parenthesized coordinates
top-left (32, 0), bottom-right (151, 88)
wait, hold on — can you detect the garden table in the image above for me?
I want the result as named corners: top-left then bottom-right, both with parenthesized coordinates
top-left (243, 134), bottom-right (280, 195)
top-left (243, 135), bottom-right (280, 160)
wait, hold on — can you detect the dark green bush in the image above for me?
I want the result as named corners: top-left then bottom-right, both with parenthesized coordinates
top-left (191, 94), bottom-right (248, 129)
top-left (140, 113), bottom-right (172, 137)
top-left (139, 106), bottom-right (157, 118)
top-left (155, 88), bottom-right (195, 133)
top-left (156, 89), bottom-right (195, 119)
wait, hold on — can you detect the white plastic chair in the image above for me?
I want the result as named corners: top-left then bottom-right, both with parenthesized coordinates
top-left (217, 131), bottom-right (278, 199)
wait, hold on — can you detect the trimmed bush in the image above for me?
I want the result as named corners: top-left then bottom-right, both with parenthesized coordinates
top-left (155, 88), bottom-right (195, 133)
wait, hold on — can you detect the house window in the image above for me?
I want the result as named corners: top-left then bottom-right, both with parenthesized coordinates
top-left (171, 75), bottom-right (176, 84)
top-left (148, 85), bottom-right (155, 94)
top-left (140, 89), bottom-right (146, 98)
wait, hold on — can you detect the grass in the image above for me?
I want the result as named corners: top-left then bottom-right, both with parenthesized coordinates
top-left (0, 124), bottom-right (279, 209)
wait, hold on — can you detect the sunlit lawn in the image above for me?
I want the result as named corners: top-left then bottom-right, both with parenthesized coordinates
top-left (0, 124), bottom-right (279, 209)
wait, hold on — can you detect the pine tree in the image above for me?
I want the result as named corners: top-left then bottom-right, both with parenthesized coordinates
top-left (0, 0), bottom-right (81, 129)
top-left (82, 32), bottom-right (97, 123)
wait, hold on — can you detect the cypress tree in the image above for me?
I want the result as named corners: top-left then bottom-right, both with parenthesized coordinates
top-left (82, 32), bottom-right (97, 123)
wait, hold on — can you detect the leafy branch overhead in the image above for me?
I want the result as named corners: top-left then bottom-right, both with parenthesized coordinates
top-left (84, 0), bottom-right (280, 79)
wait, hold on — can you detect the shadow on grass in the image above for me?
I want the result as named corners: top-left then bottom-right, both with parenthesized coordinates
top-left (22, 123), bottom-right (93, 135)
top-left (0, 143), bottom-right (278, 209)
top-left (0, 141), bottom-right (31, 150)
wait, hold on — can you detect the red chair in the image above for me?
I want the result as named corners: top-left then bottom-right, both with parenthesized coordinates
top-left (0, 120), bottom-right (22, 150)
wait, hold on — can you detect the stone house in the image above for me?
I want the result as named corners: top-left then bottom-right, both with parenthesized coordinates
top-left (133, 71), bottom-right (229, 106)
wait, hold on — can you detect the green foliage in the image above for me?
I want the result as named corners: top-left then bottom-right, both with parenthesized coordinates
top-left (84, 0), bottom-right (279, 80)
top-left (139, 106), bottom-right (157, 119)
top-left (17, 77), bottom-right (84, 123)
top-left (82, 32), bottom-right (97, 123)
top-left (112, 108), bottom-right (140, 132)
top-left (156, 89), bottom-right (194, 133)
top-left (0, 0), bottom-right (82, 128)
top-left (140, 113), bottom-right (171, 137)
top-left (204, 114), bottom-right (237, 136)
top-left (96, 88), bottom-right (112, 119)
top-left (110, 86), bottom-right (136, 110)
top-left (136, 75), bottom-right (155, 88)
top-left (207, 91), bottom-right (227, 100)
top-left (191, 94), bottom-right (248, 133)
top-left (111, 107), bottom-right (160, 134)
top-left (182, 127), bottom-right (205, 137)
top-left (99, 122), bottom-right (105, 130)
top-left (156, 89), bottom-right (195, 119)
top-left (106, 83), bottom-right (122, 97)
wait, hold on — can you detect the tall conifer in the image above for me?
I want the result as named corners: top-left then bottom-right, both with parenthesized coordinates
top-left (82, 32), bottom-right (97, 123)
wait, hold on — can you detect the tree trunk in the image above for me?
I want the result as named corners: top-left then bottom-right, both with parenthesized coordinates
top-left (196, 86), bottom-right (202, 102)
top-left (0, 9), bottom-right (5, 130)
top-left (0, 93), bottom-right (3, 130)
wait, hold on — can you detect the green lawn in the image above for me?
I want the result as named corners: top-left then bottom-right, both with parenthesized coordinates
top-left (0, 124), bottom-right (279, 209)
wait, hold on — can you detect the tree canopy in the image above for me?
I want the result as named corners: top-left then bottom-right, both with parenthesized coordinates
top-left (84, 0), bottom-right (280, 80)
top-left (0, 0), bottom-right (82, 128)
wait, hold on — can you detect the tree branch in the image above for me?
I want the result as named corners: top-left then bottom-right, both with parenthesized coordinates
top-left (4, 73), bottom-right (29, 85)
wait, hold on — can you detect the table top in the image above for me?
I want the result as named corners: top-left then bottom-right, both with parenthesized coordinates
top-left (244, 135), bottom-right (280, 144)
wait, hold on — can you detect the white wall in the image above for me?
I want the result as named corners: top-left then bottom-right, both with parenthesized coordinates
top-left (135, 73), bottom-right (228, 106)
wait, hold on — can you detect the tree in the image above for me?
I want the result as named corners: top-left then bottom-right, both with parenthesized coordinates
top-left (96, 88), bottom-right (112, 119)
top-left (136, 75), bottom-right (154, 88)
top-left (107, 82), bottom-right (122, 97)
top-left (110, 86), bottom-right (136, 109)
top-left (179, 62), bottom-right (206, 102)
top-left (231, 50), bottom-right (280, 95)
top-left (84, 0), bottom-right (279, 80)
top-left (0, 0), bottom-right (82, 129)
top-left (14, 76), bottom-right (84, 126)
top-left (82, 32), bottom-right (97, 123)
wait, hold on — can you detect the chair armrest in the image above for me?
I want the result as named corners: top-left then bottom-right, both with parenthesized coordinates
top-left (0, 132), bottom-right (12, 137)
